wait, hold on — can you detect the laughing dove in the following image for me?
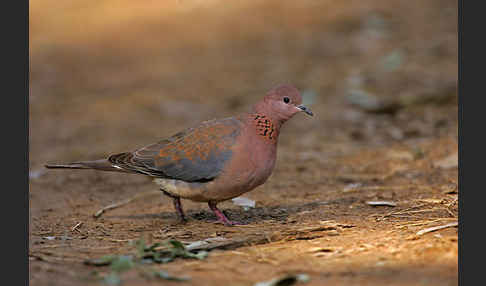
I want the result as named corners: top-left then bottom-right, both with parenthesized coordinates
top-left (45, 84), bottom-right (313, 225)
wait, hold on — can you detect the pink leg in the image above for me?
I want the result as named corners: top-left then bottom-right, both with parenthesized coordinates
top-left (208, 201), bottom-right (242, 226)
top-left (162, 190), bottom-right (186, 223)
top-left (172, 197), bottom-right (187, 223)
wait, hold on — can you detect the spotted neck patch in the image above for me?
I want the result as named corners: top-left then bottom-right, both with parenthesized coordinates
top-left (252, 114), bottom-right (278, 140)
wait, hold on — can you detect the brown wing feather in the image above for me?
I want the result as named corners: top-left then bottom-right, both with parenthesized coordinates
top-left (109, 117), bottom-right (243, 182)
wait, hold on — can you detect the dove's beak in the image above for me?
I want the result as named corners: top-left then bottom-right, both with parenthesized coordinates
top-left (298, 105), bottom-right (314, 116)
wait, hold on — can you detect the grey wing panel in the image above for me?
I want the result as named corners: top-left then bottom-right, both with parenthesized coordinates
top-left (109, 117), bottom-right (242, 182)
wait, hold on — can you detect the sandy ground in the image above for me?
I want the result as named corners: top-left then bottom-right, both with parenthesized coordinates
top-left (29, 1), bottom-right (458, 285)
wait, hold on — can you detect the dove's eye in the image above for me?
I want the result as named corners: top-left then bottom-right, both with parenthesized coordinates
top-left (283, 97), bottom-right (290, 104)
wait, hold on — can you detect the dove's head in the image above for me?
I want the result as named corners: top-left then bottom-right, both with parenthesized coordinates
top-left (255, 84), bottom-right (313, 123)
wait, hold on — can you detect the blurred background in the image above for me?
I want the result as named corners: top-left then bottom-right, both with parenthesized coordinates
top-left (29, 0), bottom-right (457, 169)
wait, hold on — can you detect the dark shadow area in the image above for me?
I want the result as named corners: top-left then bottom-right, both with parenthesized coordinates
top-left (105, 196), bottom-right (358, 224)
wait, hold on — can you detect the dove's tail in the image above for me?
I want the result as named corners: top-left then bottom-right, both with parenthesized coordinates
top-left (45, 159), bottom-right (130, 173)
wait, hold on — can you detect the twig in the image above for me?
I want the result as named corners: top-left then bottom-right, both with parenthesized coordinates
top-left (445, 208), bottom-right (457, 218)
top-left (38, 244), bottom-right (68, 249)
top-left (342, 182), bottom-right (434, 193)
top-left (93, 191), bottom-right (161, 218)
top-left (29, 252), bottom-right (86, 263)
top-left (371, 204), bottom-right (427, 219)
top-left (71, 222), bottom-right (83, 232)
top-left (395, 218), bottom-right (457, 229)
top-left (366, 201), bottom-right (397, 207)
top-left (100, 238), bottom-right (132, 243)
top-left (416, 222), bottom-right (458, 236)
top-left (395, 208), bottom-right (446, 214)
top-left (372, 205), bottom-right (452, 219)
top-left (152, 236), bottom-right (271, 253)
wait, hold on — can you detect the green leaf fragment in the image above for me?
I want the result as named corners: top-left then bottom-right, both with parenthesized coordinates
top-left (152, 270), bottom-right (190, 281)
top-left (146, 242), bottom-right (162, 252)
top-left (193, 250), bottom-right (209, 260)
top-left (168, 239), bottom-right (186, 251)
top-left (165, 239), bottom-right (208, 260)
top-left (153, 256), bottom-right (174, 264)
top-left (110, 255), bottom-right (135, 273)
top-left (84, 255), bottom-right (120, 266)
top-left (131, 238), bottom-right (146, 258)
top-left (103, 272), bottom-right (121, 285)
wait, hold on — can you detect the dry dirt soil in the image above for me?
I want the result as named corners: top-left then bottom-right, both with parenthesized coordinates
top-left (29, 1), bottom-right (458, 285)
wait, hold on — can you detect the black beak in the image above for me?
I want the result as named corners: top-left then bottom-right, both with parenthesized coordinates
top-left (298, 105), bottom-right (314, 116)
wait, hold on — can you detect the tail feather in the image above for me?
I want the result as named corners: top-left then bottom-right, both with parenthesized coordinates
top-left (45, 159), bottom-right (131, 173)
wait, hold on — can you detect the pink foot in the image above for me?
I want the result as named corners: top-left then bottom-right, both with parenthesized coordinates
top-left (208, 201), bottom-right (244, 226)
